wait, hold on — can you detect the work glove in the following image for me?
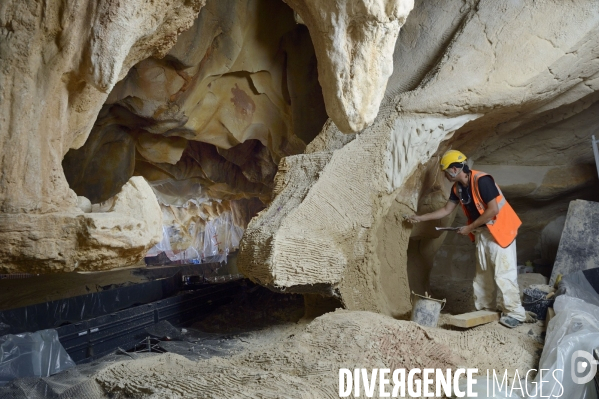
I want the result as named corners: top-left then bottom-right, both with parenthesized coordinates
top-left (524, 311), bottom-right (538, 323)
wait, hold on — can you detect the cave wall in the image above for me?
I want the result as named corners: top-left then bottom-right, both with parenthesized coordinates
top-left (239, 0), bottom-right (599, 315)
top-left (389, 0), bottom-right (599, 302)
top-left (62, 0), bottom-right (330, 261)
top-left (432, 99), bottom-right (599, 282)
top-left (1, 0), bottom-right (598, 325)
top-left (0, 0), bottom-right (414, 272)
top-left (0, 0), bottom-right (205, 272)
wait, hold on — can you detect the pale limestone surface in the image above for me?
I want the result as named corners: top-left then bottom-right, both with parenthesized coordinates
top-left (240, 114), bottom-right (476, 316)
top-left (0, 0), bottom-right (204, 214)
top-left (67, 0), bottom-right (323, 198)
top-left (286, 0), bottom-right (415, 133)
top-left (0, 0), bottom-right (415, 273)
top-left (0, 177), bottom-right (162, 273)
top-left (0, 0), bottom-right (203, 272)
top-left (87, 177), bottom-right (162, 254)
top-left (62, 0), bottom-right (329, 261)
top-left (2, 0), bottom-right (598, 302)
top-left (239, 0), bottom-right (599, 314)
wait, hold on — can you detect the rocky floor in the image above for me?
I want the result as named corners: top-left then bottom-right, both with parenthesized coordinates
top-left (0, 276), bottom-right (548, 398)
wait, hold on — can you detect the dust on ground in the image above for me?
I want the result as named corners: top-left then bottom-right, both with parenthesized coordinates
top-left (95, 309), bottom-right (544, 399)
top-left (93, 280), bottom-right (545, 399)
top-left (1, 280), bottom-right (546, 398)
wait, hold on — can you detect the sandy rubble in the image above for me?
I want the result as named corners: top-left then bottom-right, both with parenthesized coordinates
top-left (95, 309), bottom-right (543, 398)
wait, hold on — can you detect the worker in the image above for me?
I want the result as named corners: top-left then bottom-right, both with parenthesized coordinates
top-left (407, 150), bottom-right (533, 328)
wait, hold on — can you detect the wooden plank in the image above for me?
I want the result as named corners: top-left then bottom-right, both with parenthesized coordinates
top-left (446, 310), bottom-right (500, 328)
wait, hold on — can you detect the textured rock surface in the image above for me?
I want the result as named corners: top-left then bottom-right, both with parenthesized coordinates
top-left (58, 0), bottom-right (357, 267)
top-left (2, 0), bottom-right (599, 305)
top-left (286, 0), bottom-right (414, 132)
top-left (550, 200), bottom-right (599, 284)
top-left (95, 310), bottom-right (541, 398)
top-left (0, 177), bottom-right (162, 273)
top-left (240, 114), bottom-right (476, 315)
top-left (62, 0), bottom-right (330, 261)
top-left (240, 0), bottom-right (599, 314)
top-left (1, 0), bottom-right (330, 271)
top-left (0, 0), bottom-right (203, 272)
top-left (0, 0), bottom-right (204, 214)
top-left (397, 0), bottom-right (599, 301)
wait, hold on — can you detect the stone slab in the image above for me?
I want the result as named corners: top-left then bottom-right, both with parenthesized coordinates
top-left (446, 310), bottom-right (500, 328)
top-left (550, 200), bottom-right (599, 285)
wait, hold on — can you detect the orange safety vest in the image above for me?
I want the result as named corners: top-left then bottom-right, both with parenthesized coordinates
top-left (452, 170), bottom-right (522, 248)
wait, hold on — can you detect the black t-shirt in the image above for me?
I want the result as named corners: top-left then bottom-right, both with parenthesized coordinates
top-left (449, 175), bottom-right (500, 220)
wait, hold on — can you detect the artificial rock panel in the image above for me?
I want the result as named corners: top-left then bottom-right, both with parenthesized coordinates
top-left (2, 0), bottom-right (598, 322)
top-left (62, 0), bottom-right (329, 264)
top-left (0, 177), bottom-right (162, 273)
top-left (287, 0), bottom-right (415, 132)
top-left (0, 0), bottom-right (204, 214)
top-left (1, 0), bottom-right (412, 272)
top-left (550, 200), bottom-right (599, 285)
top-left (239, 0), bottom-right (599, 314)
top-left (0, 0), bottom-right (204, 272)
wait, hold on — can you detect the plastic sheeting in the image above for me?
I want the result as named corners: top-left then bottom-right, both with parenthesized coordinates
top-left (147, 211), bottom-right (244, 264)
top-left (556, 268), bottom-right (599, 308)
top-left (0, 273), bottom-right (180, 335)
top-left (146, 225), bottom-right (176, 258)
top-left (459, 295), bottom-right (599, 399)
top-left (144, 320), bottom-right (247, 360)
top-left (0, 330), bottom-right (75, 386)
top-left (531, 295), bottom-right (599, 399)
top-left (0, 326), bottom-right (248, 398)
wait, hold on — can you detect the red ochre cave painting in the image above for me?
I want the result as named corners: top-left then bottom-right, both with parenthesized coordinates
top-left (230, 84), bottom-right (256, 119)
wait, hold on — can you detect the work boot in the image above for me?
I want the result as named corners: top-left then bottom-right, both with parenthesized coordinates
top-left (499, 315), bottom-right (522, 328)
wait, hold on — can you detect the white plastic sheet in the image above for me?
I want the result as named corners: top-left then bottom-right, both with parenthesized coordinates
top-left (146, 225), bottom-right (175, 258)
top-left (460, 295), bottom-right (599, 399)
top-left (147, 211), bottom-right (243, 264)
top-left (197, 211), bottom-right (244, 263)
top-left (529, 295), bottom-right (599, 399)
top-left (0, 329), bottom-right (75, 386)
top-left (556, 271), bottom-right (599, 308)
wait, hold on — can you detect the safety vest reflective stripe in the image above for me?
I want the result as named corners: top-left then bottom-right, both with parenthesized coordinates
top-left (453, 170), bottom-right (522, 248)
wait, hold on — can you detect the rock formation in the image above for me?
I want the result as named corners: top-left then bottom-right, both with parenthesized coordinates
top-left (0, 0), bottom-right (205, 272)
top-left (62, 0), bottom-right (330, 264)
top-left (58, 0), bottom-right (415, 267)
top-left (0, 176), bottom-right (162, 272)
top-left (239, 0), bottom-right (599, 315)
top-left (1, 0), bottom-right (598, 324)
top-left (1, 0), bottom-right (415, 272)
top-left (285, 0), bottom-right (415, 132)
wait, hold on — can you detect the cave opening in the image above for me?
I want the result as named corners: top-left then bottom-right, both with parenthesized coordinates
top-left (61, 0), bottom-right (329, 268)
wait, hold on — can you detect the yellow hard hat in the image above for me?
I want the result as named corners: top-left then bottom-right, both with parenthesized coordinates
top-left (439, 150), bottom-right (467, 171)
